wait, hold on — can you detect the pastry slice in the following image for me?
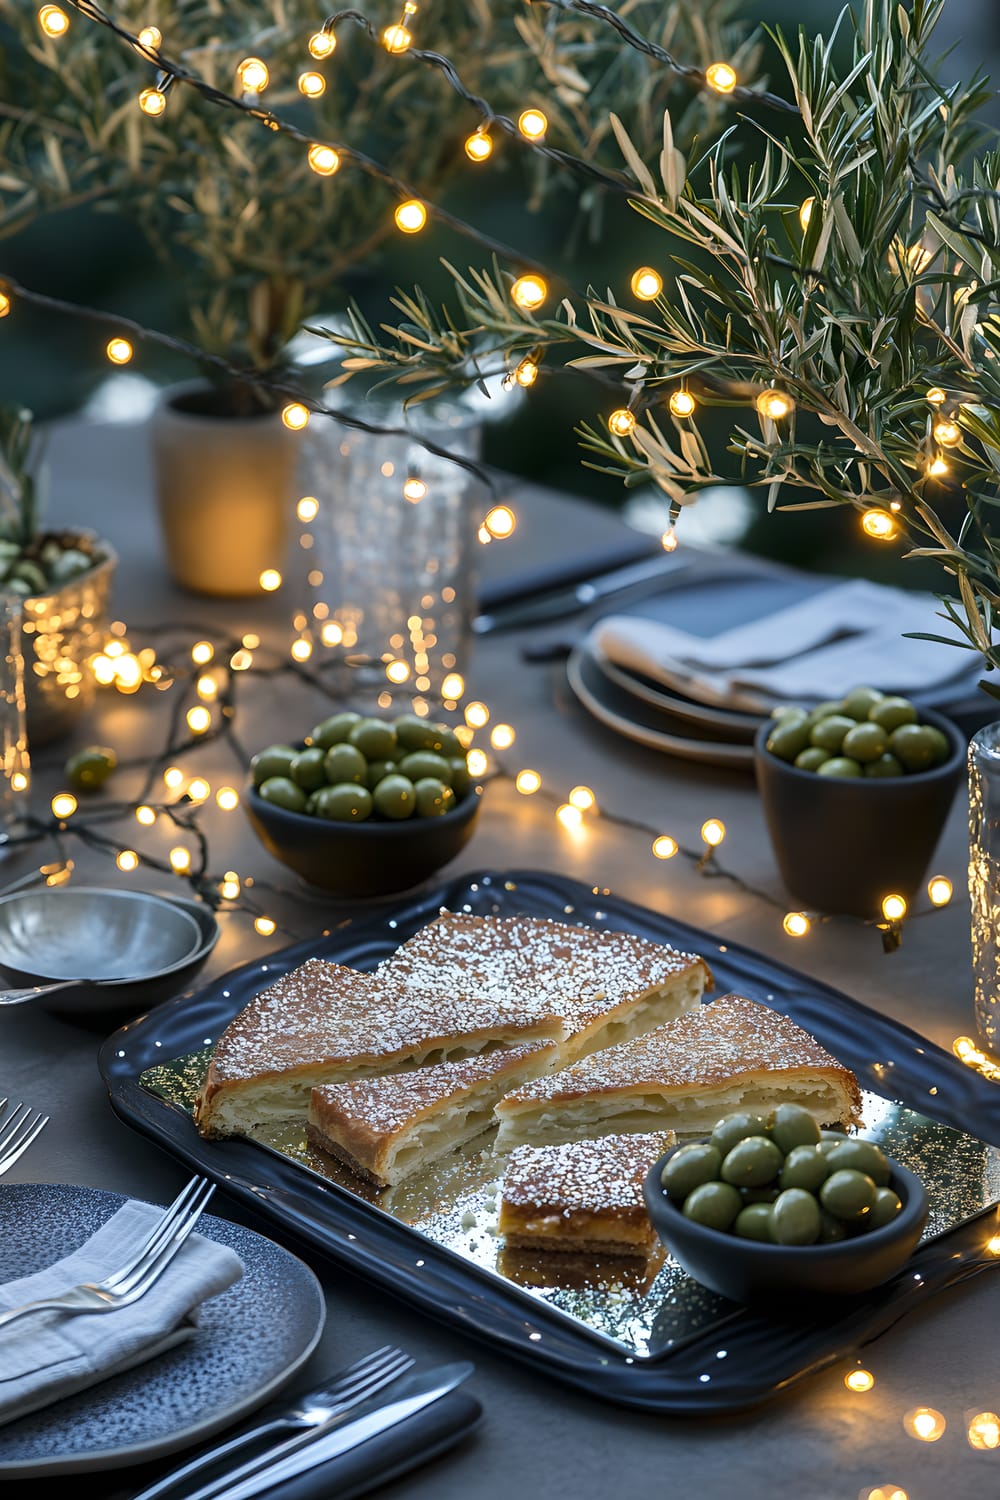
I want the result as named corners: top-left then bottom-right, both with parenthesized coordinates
top-left (380, 910), bottom-right (712, 1065)
top-left (306, 1040), bottom-right (559, 1187)
top-left (498, 1131), bottom-right (674, 1256)
top-left (493, 993), bottom-right (862, 1152)
top-left (194, 957), bottom-right (565, 1140)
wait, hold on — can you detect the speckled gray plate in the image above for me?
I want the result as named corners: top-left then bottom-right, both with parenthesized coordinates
top-left (0, 1184), bottom-right (325, 1476)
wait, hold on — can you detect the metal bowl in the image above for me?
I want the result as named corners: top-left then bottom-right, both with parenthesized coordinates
top-left (0, 886), bottom-right (218, 1020)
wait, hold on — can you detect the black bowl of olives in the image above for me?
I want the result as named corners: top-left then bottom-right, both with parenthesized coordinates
top-left (644, 1105), bottom-right (928, 1310)
top-left (245, 709), bottom-right (482, 897)
top-left (753, 688), bottom-right (965, 918)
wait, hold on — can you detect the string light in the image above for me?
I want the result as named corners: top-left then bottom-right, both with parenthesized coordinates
top-left (927, 455), bottom-right (949, 477)
top-left (163, 767), bottom-right (186, 791)
top-left (37, 6), bottom-right (69, 38)
top-left (483, 504), bottom-right (516, 538)
top-left (568, 785), bottom-right (596, 811)
top-left (952, 1036), bottom-right (1000, 1082)
top-left (465, 131), bottom-right (493, 162)
top-left (135, 805), bottom-right (156, 826)
top-left (382, 24), bottom-right (412, 53)
top-left (881, 893), bottom-right (907, 921)
top-left (186, 777), bottom-right (210, 802)
top-left (441, 672), bottom-right (465, 699)
top-left (608, 409), bottom-right (637, 437)
top-left (258, 568), bottom-right (283, 591)
top-left (296, 496), bottom-right (320, 522)
top-left (308, 30), bottom-right (336, 59)
top-left (926, 386), bottom-right (947, 405)
top-left (385, 659), bottom-right (410, 684)
top-left (138, 87), bottom-right (167, 117)
top-left (927, 875), bottom-right (953, 906)
top-left (196, 674), bottom-right (217, 700)
top-left (516, 769), bottom-right (542, 794)
top-left (254, 915), bottom-right (277, 936)
top-left (490, 724), bottom-right (515, 750)
top-left (281, 402), bottom-right (310, 430)
top-left (216, 787), bottom-right (240, 811)
top-left (0, 289), bottom-right (10, 318)
top-left (705, 62), bottom-right (737, 93)
top-left (320, 622), bottom-right (343, 647)
top-left (701, 818), bottom-right (726, 847)
top-left (465, 700), bottom-right (490, 728)
top-left (903, 1407), bottom-right (946, 1442)
top-left (630, 267), bottom-right (662, 300)
top-left (844, 1369), bottom-right (875, 1392)
top-left (169, 846), bottom-right (192, 874)
top-left (467, 748), bottom-right (489, 778)
top-left (799, 197), bottom-right (815, 231)
top-left (782, 911), bottom-right (811, 937)
top-left (756, 389), bottom-right (794, 420)
top-left (394, 199), bottom-right (427, 233)
top-left (403, 477), bottom-right (427, 502)
top-left (669, 389), bottom-right (696, 417)
top-left (51, 792), bottom-right (77, 819)
top-left (298, 71), bottom-right (326, 97)
top-left (10, 772), bottom-right (28, 792)
top-left (236, 57), bottom-right (269, 93)
top-left (661, 528), bottom-right (678, 552)
top-left (861, 1490), bottom-right (907, 1500)
top-left (514, 358), bottom-right (539, 387)
top-left (510, 275), bottom-right (547, 311)
top-left (186, 705), bottom-right (212, 734)
top-left (220, 872), bottom-right (241, 901)
top-left (967, 1412), bottom-right (1000, 1450)
top-left (861, 508), bottom-right (897, 540)
top-left (933, 418), bottom-right (961, 447)
top-left (116, 849), bottom-right (139, 872)
top-left (136, 25), bottom-right (162, 51)
top-left (105, 337), bottom-right (133, 364)
top-left (556, 802), bottom-right (583, 830)
top-left (517, 108), bottom-right (548, 139)
top-left (652, 835), bottom-right (678, 859)
top-left (307, 144), bottom-right (340, 176)
top-left (291, 637), bottom-right (313, 661)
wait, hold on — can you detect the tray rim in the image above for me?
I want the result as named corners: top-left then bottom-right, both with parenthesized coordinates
top-left (98, 867), bottom-right (1000, 1415)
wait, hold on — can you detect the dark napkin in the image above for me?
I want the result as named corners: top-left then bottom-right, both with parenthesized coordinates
top-left (475, 533), bottom-right (662, 615)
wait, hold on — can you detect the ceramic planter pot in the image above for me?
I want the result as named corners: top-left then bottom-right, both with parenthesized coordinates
top-left (753, 704), bottom-right (966, 918)
top-left (150, 383), bottom-right (297, 598)
top-left (20, 530), bottom-right (117, 746)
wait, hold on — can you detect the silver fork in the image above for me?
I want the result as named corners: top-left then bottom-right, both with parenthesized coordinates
top-left (0, 1174), bottom-right (215, 1330)
top-left (0, 1097), bottom-right (49, 1177)
top-left (131, 1345), bottom-right (416, 1500)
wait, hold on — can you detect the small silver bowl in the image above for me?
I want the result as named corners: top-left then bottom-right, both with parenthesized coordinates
top-left (0, 886), bottom-right (218, 1019)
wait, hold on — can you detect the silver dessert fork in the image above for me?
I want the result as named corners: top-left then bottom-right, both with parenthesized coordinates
top-left (130, 1344), bottom-right (416, 1500)
top-left (0, 1097), bottom-right (49, 1177)
top-left (0, 1174), bottom-right (215, 1330)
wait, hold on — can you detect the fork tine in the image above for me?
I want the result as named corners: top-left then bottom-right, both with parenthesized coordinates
top-left (109, 1178), bottom-right (216, 1299)
top-left (0, 1111), bottom-right (48, 1171)
top-left (100, 1176), bottom-right (212, 1292)
top-left (0, 1104), bottom-right (31, 1157)
top-left (329, 1349), bottom-right (413, 1406)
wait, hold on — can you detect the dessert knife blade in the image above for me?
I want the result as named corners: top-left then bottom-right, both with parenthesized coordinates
top-left (209, 1361), bottom-right (475, 1500)
top-left (472, 551), bottom-right (690, 634)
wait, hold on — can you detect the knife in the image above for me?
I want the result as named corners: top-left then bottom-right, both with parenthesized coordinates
top-left (472, 549), bottom-right (690, 634)
top-left (208, 1361), bottom-right (475, 1500)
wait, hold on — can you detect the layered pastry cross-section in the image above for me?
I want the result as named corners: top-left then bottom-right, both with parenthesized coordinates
top-left (493, 993), bottom-right (863, 1152)
top-left (379, 910), bottom-right (712, 1065)
top-left (306, 1041), bottom-right (559, 1187)
top-left (498, 1131), bottom-right (674, 1256)
top-left (194, 957), bottom-right (565, 1140)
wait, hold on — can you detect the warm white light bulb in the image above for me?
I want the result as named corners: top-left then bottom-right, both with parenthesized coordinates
top-left (861, 508), bottom-right (896, 540)
top-left (705, 61), bottom-right (737, 93)
top-left (298, 71), bottom-right (326, 97)
top-left (881, 893), bottom-right (907, 921)
top-left (701, 818), bottom-right (725, 847)
top-left (297, 495), bottom-right (320, 521)
top-left (169, 846), bottom-right (192, 873)
top-left (138, 87), bottom-right (167, 117)
top-left (652, 835), bottom-right (678, 859)
top-left (308, 144), bottom-right (340, 176)
top-left (608, 409), bottom-right (636, 437)
top-left (216, 786), bottom-right (240, 811)
top-left (116, 849), bottom-right (139, 872)
top-left (927, 875), bottom-right (953, 906)
top-left (106, 336), bottom-right (133, 365)
top-left (402, 477), bottom-right (426, 502)
top-left (382, 24), bottom-right (412, 52)
top-left (281, 403), bottom-right (310, 430)
top-left (756, 389), bottom-right (794, 420)
top-left (236, 57), bottom-right (269, 93)
top-left (669, 389), bottom-right (696, 418)
top-left (518, 108), bottom-right (547, 140)
top-left (38, 6), bottom-right (69, 38)
top-left (465, 131), bottom-right (493, 162)
top-left (484, 504), bottom-right (516, 538)
top-left (258, 568), bottom-right (282, 591)
top-left (782, 911), bottom-right (811, 937)
top-left (933, 418), bottom-right (961, 447)
top-left (515, 769), bottom-right (541, 794)
top-left (308, 30), bottom-right (336, 59)
top-left (394, 199), bottom-right (427, 233)
top-left (630, 267), bottom-right (662, 300)
top-left (136, 25), bottom-right (162, 50)
top-left (510, 275), bottom-right (547, 311)
top-left (255, 915), bottom-right (277, 936)
top-left (514, 359), bottom-right (538, 387)
top-left (51, 792), bottom-right (77, 819)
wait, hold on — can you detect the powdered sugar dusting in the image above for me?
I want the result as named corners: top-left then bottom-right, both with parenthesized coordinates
top-left (502, 1132), bottom-right (674, 1215)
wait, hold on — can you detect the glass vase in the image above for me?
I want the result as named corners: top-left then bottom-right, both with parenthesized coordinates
top-left (295, 399), bottom-right (482, 708)
top-left (967, 719), bottom-right (1000, 1050)
top-left (0, 593), bottom-right (30, 833)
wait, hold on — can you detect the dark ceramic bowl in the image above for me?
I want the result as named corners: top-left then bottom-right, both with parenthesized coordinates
top-left (245, 781), bottom-right (483, 898)
top-left (644, 1141), bottom-right (928, 1309)
top-left (753, 703), bottom-right (965, 918)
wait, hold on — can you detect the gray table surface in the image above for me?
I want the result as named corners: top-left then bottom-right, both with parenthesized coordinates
top-left (2, 415), bottom-right (998, 1499)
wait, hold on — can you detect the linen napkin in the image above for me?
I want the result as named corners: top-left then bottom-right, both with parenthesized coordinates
top-left (591, 577), bottom-right (976, 710)
top-left (0, 1199), bottom-right (244, 1427)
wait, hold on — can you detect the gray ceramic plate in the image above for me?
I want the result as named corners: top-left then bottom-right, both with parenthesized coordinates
top-left (0, 1183), bottom-right (325, 1475)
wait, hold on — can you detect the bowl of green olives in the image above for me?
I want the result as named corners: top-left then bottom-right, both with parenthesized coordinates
top-left (643, 1105), bottom-right (928, 1309)
top-left (245, 709), bottom-right (482, 897)
top-left (753, 688), bottom-right (965, 917)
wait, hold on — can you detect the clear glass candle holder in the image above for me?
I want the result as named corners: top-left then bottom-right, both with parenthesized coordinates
top-left (967, 719), bottom-right (1000, 1050)
top-left (0, 594), bottom-right (30, 831)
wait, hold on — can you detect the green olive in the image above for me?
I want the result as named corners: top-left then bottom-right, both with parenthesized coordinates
top-left (372, 773), bottom-right (416, 820)
top-left (436, 726), bottom-right (464, 758)
top-left (779, 1144), bottom-right (831, 1193)
top-left (65, 745), bottom-right (117, 792)
top-left (413, 777), bottom-right (455, 817)
top-left (733, 1203), bottom-right (774, 1242)
top-left (682, 1180), bottom-right (743, 1232)
top-left (923, 726), bottom-right (951, 764)
top-left (448, 757), bottom-right (473, 798)
top-left (766, 717), bottom-right (812, 761)
top-left (348, 718), bottom-right (398, 761)
top-left (398, 751), bottom-right (453, 785)
top-left (868, 1186), bottom-right (903, 1229)
top-left (841, 722), bottom-right (889, 763)
top-left (366, 758), bottom-right (397, 790)
top-left (817, 1208), bottom-right (848, 1243)
top-left (740, 1184), bottom-right (779, 1204)
top-left (842, 686), bottom-right (884, 720)
top-left (323, 743), bottom-right (368, 786)
top-left (309, 712), bottom-right (362, 749)
top-left (251, 744), bottom-right (297, 786)
top-left (290, 746), bottom-right (329, 792)
top-left (807, 700), bottom-right (847, 723)
top-left (771, 1188), bottom-right (822, 1245)
top-left (794, 747), bottom-right (832, 772)
top-left (258, 776), bottom-right (308, 813)
top-left (819, 1130), bottom-right (849, 1154)
top-left (824, 1140), bottom-right (891, 1186)
top-left (310, 782), bottom-right (373, 821)
top-left (768, 1103), bottom-right (822, 1153)
top-left (888, 723), bottom-right (938, 772)
top-left (816, 756), bottom-right (863, 777)
top-left (864, 752), bottom-right (905, 778)
top-left (869, 696), bottom-right (918, 731)
top-left (394, 713), bottom-right (449, 752)
top-left (809, 714), bottom-right (857, 753)
top-left (819, 1168), bottom-right (877, 1222)
top-left (720, 1135), bottom-right (783, 1188)
top-left (660, 1142), bottom-right (722, 1200)
top-left (710, 1111), bottom-right (771, 1157)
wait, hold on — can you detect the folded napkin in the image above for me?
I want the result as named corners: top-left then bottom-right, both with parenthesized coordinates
top-left (591, 577), bottom-right (975, 710)
top-left (0, 1199), bottom-right (244, 1427)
